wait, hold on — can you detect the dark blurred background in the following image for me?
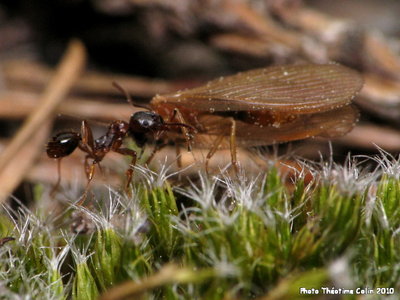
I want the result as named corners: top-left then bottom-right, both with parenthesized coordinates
top-left (1, 0), bottom-right (397, 77)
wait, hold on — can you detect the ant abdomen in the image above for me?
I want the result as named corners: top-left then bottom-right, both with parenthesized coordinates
top-left (46, 132), bottom-right (81, 159)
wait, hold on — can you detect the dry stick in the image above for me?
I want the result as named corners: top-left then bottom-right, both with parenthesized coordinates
top-left (210, 33), bottom-right (274, 58)
top-left (0, 120), bottom-right (52, 201)
top-left (223, 0), bottom-right (302, 49)
top-left (99, 264), bottom-right (192, 300)
top-left (335, 124), bottom-right (400, 151)
top-left (0, 40), bottom-right (86, 202)
top-left (0, 90), bottom-right (136, 121)
top-left (3, 60), bottom-right (175, 97)
top-left (285, 7), bottom-right (400, 80)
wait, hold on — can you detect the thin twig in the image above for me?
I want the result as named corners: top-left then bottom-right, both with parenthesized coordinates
top-left (3, 60), bottom-right (176, 97)
top-left (99, 264), bottom-right (191, 300)
top-left (0, 40), bottom-right (86, 202)
top-left (0, 120), bottom-right (52, 201)
top-left (0, 90), bottom-right (137, 121)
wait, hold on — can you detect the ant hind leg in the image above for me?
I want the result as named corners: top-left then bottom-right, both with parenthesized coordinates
top-left (50, 159), bottom-right (63, 197)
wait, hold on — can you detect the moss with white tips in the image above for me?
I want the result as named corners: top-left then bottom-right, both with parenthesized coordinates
top-left (0, 153), bottom-right (399, 299)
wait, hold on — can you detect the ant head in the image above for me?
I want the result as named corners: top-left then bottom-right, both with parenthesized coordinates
top-left (129, 111), bottom-right (165, 134)
top-left (47, 132), bottom-right (81, 158)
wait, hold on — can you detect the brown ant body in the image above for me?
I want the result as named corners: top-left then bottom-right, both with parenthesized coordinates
top-left (46, 84), bottom-right (194, 202)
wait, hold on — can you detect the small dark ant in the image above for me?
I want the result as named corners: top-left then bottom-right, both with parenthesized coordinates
top-left (46, 83), bottom-right (195, 204)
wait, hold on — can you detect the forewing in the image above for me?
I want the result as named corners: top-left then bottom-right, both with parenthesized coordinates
top-left (155, 64), bottom-right (363, 113)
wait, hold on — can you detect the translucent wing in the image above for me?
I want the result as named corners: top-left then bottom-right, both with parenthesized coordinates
top-left (192, 105), bottom-right (358, 147)
top-left (152, 64), bottom-right (363, 114)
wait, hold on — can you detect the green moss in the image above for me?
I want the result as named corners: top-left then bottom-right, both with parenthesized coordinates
top-left (0, 161), bottom-right (400, 299)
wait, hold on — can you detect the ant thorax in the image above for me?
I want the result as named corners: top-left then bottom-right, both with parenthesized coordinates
top-left (94, 120), bottom-right (129, 150)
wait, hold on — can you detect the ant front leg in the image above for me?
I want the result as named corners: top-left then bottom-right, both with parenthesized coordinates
top-left (145, 142), bottom-right (168, 166)
top-left (114, 148), bottom-right (137, 190)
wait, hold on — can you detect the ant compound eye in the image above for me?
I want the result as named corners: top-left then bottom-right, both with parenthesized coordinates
top-left (140, 119), bottom-right (151, 127)
top-left (130, 111), bottom-right (164, 133)
top-left (46, 132), bottom-right (81, 158)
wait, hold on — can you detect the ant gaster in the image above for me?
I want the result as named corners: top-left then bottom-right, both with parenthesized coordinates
top-left (46, 83), bottom-right (195, 204)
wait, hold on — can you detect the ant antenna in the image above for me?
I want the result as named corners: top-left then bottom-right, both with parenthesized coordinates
top-left (112, 81), bottom-right (151, 111)
top-left (56, 113), bottom-right (109, 127)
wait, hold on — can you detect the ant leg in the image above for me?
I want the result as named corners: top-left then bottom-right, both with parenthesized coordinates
top-left (80, 120), bottom-right (97, 177)
top-left (84, 154), bottom-right (104, 179)
top-left (84, 155), bottom-right (91, 180)
top-left (175, 142), bottom-right (182, 168)
top-left (80, 120), bottom-right (95, 153)
top-left (78, 122), bottom-right (99, 204)
top-left (228, 118), bottom-right (239, 174)
top-left (205, 135), bottom-right (224, 174)
top-left (171, 108), bottom-right (193, 151)
top-left (165, 108), bottom-right (183, 168)
top-left (205, 118), bottom-right (237, 174)
top-left (138, 146), bottom-right (146, 160)
top-left (50, 159), bottom-right (62, 197)
top-left (145, 142), bottom-right (168, 166)
top-left (77, 161), bottom-right (96, 206)
top-left (114, 148), bottom-right (137, 190)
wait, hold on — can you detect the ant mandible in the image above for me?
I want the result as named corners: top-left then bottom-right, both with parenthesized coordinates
top-left (46, 83), bottom-right (195, 204)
